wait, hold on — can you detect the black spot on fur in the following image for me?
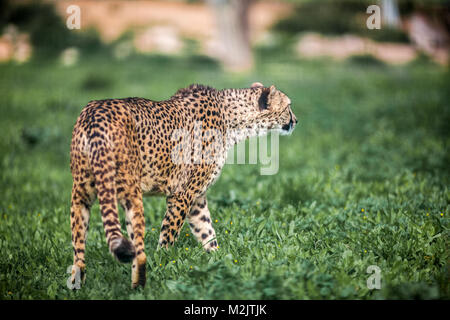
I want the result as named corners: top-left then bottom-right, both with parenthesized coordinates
top-left (258, 88), bottom-right (270, 111)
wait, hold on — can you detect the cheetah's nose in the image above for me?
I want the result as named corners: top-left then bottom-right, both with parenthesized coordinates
top-left (282, 121), bottom-right (294, 132)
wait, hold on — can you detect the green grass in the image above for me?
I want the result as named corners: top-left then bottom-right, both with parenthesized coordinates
top-left (0, 50), bottom-right (449, 300)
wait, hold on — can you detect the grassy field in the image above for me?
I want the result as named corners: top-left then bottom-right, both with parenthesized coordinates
top-left (0, 49), bottom-right (448, 300)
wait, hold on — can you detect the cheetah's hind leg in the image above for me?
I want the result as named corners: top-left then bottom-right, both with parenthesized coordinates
top-left (70, 174), bottom-right (95, 287)
top-left (119, 190), bottom-right (147, 289)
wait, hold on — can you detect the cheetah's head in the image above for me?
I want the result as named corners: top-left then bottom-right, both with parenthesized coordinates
top-left (250, 82), bottom-right (298, 136)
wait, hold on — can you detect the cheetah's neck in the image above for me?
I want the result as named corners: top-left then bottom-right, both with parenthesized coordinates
top-left (218, 88), bottom-right (267, 148)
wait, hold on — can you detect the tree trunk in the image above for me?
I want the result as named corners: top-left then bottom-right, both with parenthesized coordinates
top-left (382, 0), bottom-right (401, 28)
top-left (207, 0), bottom-right (253, 72)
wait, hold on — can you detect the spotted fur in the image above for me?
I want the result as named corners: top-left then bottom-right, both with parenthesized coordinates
top-left (69, 82), bottom-right (297, 288)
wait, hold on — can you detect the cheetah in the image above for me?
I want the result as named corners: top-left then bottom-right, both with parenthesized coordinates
top-left (69, 82), bottom-right (297, 288)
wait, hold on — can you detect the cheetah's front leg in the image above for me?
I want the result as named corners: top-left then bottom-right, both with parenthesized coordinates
top-left (158, 193), bottom-right (192, 248)
top-left (188, 195), bottom-right (218, 252)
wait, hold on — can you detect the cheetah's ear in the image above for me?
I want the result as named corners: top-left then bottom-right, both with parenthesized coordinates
top-left (258, 87), bottom-right (271, 111)
top-left (251, 82), bottom-right (264, 88)
top-left (269, 85), bottom-right (276, 95)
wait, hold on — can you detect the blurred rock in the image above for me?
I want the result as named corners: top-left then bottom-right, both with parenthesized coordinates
top-left (0, 25), bottom-right (32, 63)
top-left (114, 41), bottom-right (133, 60)
top-left (14, 34), bottom-right (32, 63)
top-left (405, 13), bottom-right (449, 65)
top-left (296, 33), bottom-right (367, 60)
top-left (60, 47), bottom-right (79, 66)
top-left (369, 42), bottom-right (417, 65)
top-left (296, 32), bottom-right (417, 65)
top-left (134, 26), bottom-right (183, 54)
top-left (0, 37), bottom-right (14, 62)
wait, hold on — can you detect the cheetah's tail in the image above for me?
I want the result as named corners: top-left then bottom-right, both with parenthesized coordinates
top-left (88, 138), bottom-right (135, 263)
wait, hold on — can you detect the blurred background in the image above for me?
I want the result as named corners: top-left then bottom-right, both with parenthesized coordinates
top-left (0, 0), bottom-right (449, 67)
top-left (0, 0), bottom-right (449, 300)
